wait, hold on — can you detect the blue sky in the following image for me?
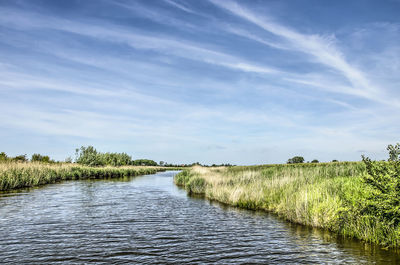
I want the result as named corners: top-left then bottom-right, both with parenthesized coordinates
top-left (0, 0), bottom-right (399, 164)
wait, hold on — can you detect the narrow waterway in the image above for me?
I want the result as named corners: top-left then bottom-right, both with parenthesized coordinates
top-left (0, 171), bottom-right (399, 264)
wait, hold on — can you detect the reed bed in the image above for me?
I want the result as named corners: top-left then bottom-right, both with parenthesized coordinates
top-left (0, 162), bottom-right (169, 191)
top-left (174, 162), bottom-right (400, 247)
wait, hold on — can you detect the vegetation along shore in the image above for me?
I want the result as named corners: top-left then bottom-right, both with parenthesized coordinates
top-left (175, 143), bottom-right (400, 248)
top-left (0, 162), bottom-right (175, 191)
top-left (0, 146), bottom-right (179, 191)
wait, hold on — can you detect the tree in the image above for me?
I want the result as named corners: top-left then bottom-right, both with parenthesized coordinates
top-left (0, 152), bottom-right (7, 162)
top-left (332, 159), bottom-right (338, 162)
top-left (75, 146), bottom-right (104, 167)
top-left (387, 143), bottom-right (400, 162)
top-left (102, 152), bottom-right (132, 166)
top-left (311, 159), bottom-right (319, 163)
top-left (31, 153), bottom-right (51, 163)
top-left (287, 156), bottom-right (305, 164)
top-left (75, 146), bottom-right (136, 167)
top-left (13, 154), bottom-right (27, 162)
top-left (132, 159), bottom-right (157, 166)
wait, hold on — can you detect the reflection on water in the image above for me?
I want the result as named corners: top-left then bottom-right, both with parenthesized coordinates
top-left (0, 171), bottom-right (399, 264)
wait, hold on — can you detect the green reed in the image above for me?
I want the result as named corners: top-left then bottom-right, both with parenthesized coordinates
top-left (0, 162), bottom-right (169, 191)
top-left (174, 162), bottom-right (400, 248)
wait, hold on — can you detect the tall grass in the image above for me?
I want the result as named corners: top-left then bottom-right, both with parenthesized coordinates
top-left (0, 162), bottom-right (169, 191)
top-left (174, 162), bottom-right (400, 248)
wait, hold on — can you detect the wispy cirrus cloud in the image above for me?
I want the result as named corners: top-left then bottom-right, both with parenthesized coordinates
top-left (0, 6), bottom-right (281, 77)
top-left (0, 0), bottom-right (399, 163)
top-left (163, 0), bottom-right (196, 14)
top-left (208, 0), bottom-right (397, 106)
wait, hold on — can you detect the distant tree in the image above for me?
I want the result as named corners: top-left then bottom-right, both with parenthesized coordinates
top-left (159, 161), bottom-right (165, 166)
top-left (132, 159), bottom-right (157, 166)
top-left (31, 153), bottom-right (41, 162)
top-left (0, 152), bottom-right (7, 162)
top-left (387, 143), bottom-right (400, 161)
top-left (13, 154), bottom-right (28, 162)
top-left (102, 152), bottom-right (132, 166)
top-left (311, 159), bottom-right (319, 163)
top-left (75, 146), bottom-right (105, 167)
top-left (65, 156), bottom-right (73, 163)
top-left (332, 159), bottom-right (338, 162)
top-left (287, 156), bottom-right (304, 164)
top-left (75, 146), bottom-right (161, 167)
top-left (31, 153), bottom-right (51, 163)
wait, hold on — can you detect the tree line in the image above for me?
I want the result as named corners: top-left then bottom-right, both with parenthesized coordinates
top-left (75, 146), bottom-right (158, 167)
top-left (287, 156), bottom-right (339, 164)
top-left (0, 152), bottom-right (56, 163)
top-left (0, 146), bottom-right (159, 167)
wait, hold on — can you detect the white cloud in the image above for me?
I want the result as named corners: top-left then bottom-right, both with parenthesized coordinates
top-left (0, 1), bottom-right (399, 163)
top-left (209, 0), bottom-right (399, 107)
top-left (163, 0), bottom-right (196, 14)
top-left (0, 6), bottom-right (283, 77)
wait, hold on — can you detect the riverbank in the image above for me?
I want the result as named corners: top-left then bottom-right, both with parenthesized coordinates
top-left (0, 162), bottom-right (175, 191)
top-left (3, 170), bottom-right (397, 264)
top-left (174, 162), bottom-right (400, 248)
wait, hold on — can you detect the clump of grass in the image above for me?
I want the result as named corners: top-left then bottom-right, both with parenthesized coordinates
top-left (0, 162), bottom-right (169, 191)
top-left (174, 169), bottom-right (205, 195)
top-left (174, 162), bottom-right (400, 248)
top-left (174, 169), bottom-right (192, 187)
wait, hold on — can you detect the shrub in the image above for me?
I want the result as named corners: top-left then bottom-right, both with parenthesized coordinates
top-left (387, 143), bottom-right (400, 162)
top-left (361, 150), bottom-right (400, 226)
top-left (287, 156), bottom-right (305, 164)
top-left (13, 154), bottom-right (28, 162)
top-left (102, 152), bottom-right (132, 166)
top-left (31, 153), bottom-right (51, 163)
top-left (75, 146), bottom-right (138, 167)
top-left (75, 146), bottom-right (105, 167)
top-left (0, 152), bottom-right (7, 162)
top-left (132, 159), bottom-right (157, 166)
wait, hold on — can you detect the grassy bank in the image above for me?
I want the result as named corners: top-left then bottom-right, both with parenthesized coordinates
top-left (174, 162), bottom-right (400, 248)
top-left (0, 162), bottom-right (172, 191)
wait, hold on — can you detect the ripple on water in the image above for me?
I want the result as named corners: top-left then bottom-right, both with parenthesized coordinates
top-left (0, 171), bottom-right (400, 264)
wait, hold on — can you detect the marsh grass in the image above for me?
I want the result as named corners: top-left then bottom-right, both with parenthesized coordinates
top-left (0, 162), bottom-right (169, 191)
top-left (175, 162), bottom-right (400, 247)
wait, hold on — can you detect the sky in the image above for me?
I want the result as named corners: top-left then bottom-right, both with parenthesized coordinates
top-left (0, 0), bottom-right (399, 165)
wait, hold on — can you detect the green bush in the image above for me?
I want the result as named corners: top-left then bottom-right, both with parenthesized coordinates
top-left (0, 152), bottom-right (7, 162)
top-left (102, 152), bottom-right (132, 166)
top-left (31, 153), bottom-right (51, 163)
top-left (13, 155), bottom-right (28, 162)
top-left (361, 154), bottom-right (400, 226)
top-left (287, 156), bottom-right (304, 164)
top-left (75, 146), bottom-right (158, 167)
top-left (75, 146), bottom-right (104, 166)
top-left (132, 159), bottom-right (157, 166)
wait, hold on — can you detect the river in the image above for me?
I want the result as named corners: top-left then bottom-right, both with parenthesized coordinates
top-left (0, 170), bottom-right (399, 264)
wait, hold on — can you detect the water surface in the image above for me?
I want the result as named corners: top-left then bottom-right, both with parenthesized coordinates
top-left (0, 171), bottom-right (399, 264)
